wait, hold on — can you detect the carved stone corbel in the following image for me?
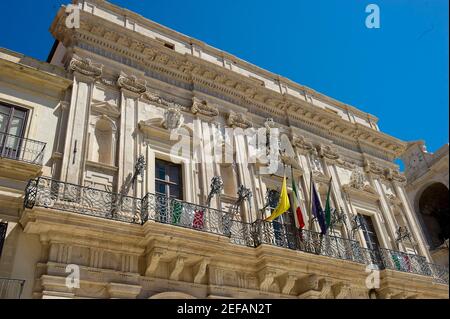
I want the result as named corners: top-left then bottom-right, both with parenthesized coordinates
top-left (317, 144), bottom-right (340, 161)
top-left (69, 55), bottom-right (103, 78)
top-left (145, 250), bottom-right (165, 277)
top-left (332, 282), bottom-right (352, 299)
top-left (193, 258), bottom-right (211, 284)
top-left (227, 111), bottom-right (252, 129)
top-left (117, 72), bottom-right (147, 95)
top-left (191, 97), bottom-right (219, 117)
top-left (279, 273), bottom-right (297, 295)
top-left (292, 134), bottom-right (314, 152)
top-left (258, 269), bottom-right (277, 292)
top-left (169, 256), bottom-right (187, 281)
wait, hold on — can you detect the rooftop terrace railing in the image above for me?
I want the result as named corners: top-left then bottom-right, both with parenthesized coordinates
top-left (23, 177), bottom-right (449, 285)
top-left (0, 132), bottom-right (46, 165)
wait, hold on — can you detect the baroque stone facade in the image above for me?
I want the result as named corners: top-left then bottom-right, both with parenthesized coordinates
top-left (0, 0), bottom-right (448, 299)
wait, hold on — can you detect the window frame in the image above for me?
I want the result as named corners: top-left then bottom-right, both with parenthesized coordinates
top-left (0, 102), bottom-right (29, 138)
top-left (155, 158), bottom-right (183, 200)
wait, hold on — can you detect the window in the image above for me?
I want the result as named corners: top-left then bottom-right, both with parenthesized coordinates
top-left (359, 214), bottom-right (381, 250)
top-left (0, 103), bottom-right (28, 158)
top-left (155, 159), bottom-right (183, 199)
top-left (358, 214), bottom-right (382, 265)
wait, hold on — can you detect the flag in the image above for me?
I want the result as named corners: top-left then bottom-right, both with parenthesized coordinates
top-left (311, 180), bottom-right (327, 234)
top-left (291, 172), bottom-right (305, 229)
top-left (266, 175), bottom-right (290, 221)
top-left (324, 178), bottom-right (332, 229)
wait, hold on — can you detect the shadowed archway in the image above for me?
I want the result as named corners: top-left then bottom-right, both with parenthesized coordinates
top-left (418, 183), bottom-right (449, 249)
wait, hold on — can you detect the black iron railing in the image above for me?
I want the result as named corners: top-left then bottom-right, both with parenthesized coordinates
top-left (0, 132), bottom-right (46, 165)
top-left (23, 177), bottom-right (449, 285)
top-left (0, 278), bottom-right (25, 299)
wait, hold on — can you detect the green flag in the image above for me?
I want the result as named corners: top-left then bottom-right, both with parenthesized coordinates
top-left (324, 177), bottom-right (332, 230)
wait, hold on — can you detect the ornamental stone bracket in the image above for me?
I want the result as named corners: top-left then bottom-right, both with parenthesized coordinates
top-left (331, 282), bottom-right (353, 299)
top-left (291, 134), bottom-right (315, 153)
top-left (193, 257), bottom-right (211, 284)
top-left (169, 256), bottom-right (187, 281)
top-left (117, 72), bottom-right (147, 95)
top-left (145, 249), bottom-right (167, 277)
top-left (297, 275), bottom-right (334, 299)
top-left (191, 97), bottom-right (219, 117)
top-left (257, 268), bottom-right (278, 292)
top-left (227, 111), bottom-right (252, 129)
top-left (278, 272), bottom-right (298, 295)
top-left (69, 55), bottom-right (103, 78)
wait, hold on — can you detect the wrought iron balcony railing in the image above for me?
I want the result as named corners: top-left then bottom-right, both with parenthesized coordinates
top-left (0, 278), bottom-right (25, 299)
top-left (252, 219), bottom-right (366, 264)
top-left (23, 177), bottom-right (449, 285)
top-left (0, 132), bottom-right (46, 165)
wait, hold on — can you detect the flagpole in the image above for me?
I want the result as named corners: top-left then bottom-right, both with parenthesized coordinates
top-left (308, 171), bottom-right (313, 230)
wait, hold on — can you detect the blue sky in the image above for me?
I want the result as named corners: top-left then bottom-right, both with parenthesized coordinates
top-left (0, 0), bottom-right (448, 158)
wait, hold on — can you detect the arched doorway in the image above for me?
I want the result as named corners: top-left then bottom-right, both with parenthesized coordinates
top-left (417, 183), bottom-right (449, 249)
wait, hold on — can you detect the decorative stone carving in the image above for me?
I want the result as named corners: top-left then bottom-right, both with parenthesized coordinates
top-left (117, 72), bottom-right (147, 94)
top-left (69, 56), bottom-right (103, 78)
top-left (168, 256), bottom-right (186, 281)
top-left (142, 90), bottom-right (185, 110)
top-left (227, 111), bottom-right (252, 129)
top-left (162, 106), bottom-right (184, 130)
top-left (191, 97), bottom-right (219, 117)
top-left (264, 118), bottom-right (277, 130)
top-left (292, 134), bottom-right (314, 152)
top-left (349, 169), bottom-right (366, 190)
top-left (258, 269), bottom-right (277, 292)
top-left (364, 160), bottom-right (385, 176)
top-left (317, 144), bottom-right (340, 160)
top-left (193, 258), bottom-right (210, 284)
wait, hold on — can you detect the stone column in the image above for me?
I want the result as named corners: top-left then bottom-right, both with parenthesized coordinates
top-left (60, 56), bottom-right (102, 185)
top-left (394, 183), bottom-right (432, 260)
top-left (116, 73), bottom-right (146, 195)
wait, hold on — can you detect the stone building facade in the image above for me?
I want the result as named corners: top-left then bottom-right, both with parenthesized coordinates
top-left (401, 142), bottom-right (449, 267)
top-left (0, 0), bottom-right (448, 299)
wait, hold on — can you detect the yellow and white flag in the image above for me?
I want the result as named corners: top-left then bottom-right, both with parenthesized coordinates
top-left (265, 175), bottom-right (290, 221)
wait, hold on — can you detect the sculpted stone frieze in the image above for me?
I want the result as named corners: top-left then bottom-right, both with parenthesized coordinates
top-left (69, 55), bottom-right (103, 78)
top-left (227, 111), bottom-right (252, 129)
top-left (117, 72), bottom-right (147, 94)
top-left (191, 97), bottom-right (219, 117)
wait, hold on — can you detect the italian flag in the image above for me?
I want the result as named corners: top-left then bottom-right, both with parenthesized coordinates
top-left (291, 172), bottom-right (305, 229)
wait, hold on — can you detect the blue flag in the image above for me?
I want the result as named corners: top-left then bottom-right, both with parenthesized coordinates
top-left (312, 182), bottom-right (327, 235)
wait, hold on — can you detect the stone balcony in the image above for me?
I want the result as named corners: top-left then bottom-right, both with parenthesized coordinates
top-left (19, 177), bottom-right (449, 298)
top-left (0, 132), bottom-right (46, 181)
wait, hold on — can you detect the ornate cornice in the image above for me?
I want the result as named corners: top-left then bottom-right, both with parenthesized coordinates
top-left (52, 14), bottom-right (406, 160)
